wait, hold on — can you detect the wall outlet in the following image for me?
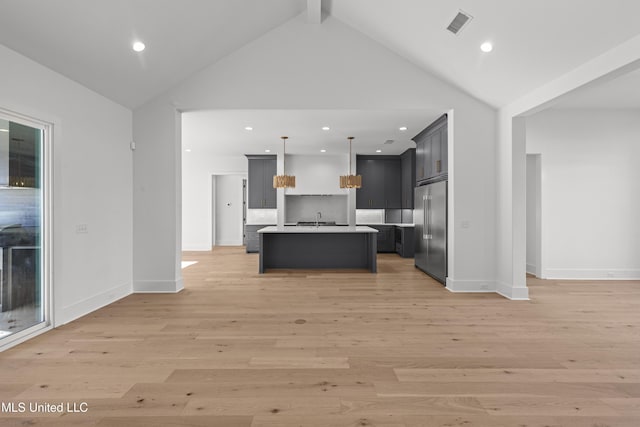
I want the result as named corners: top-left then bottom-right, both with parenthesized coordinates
top-left (480, 284), bottom-right (489, 290)
top-left (76, 224), bottom-right (88, 234)
top-left (607, 271), bottom-right (615, 278)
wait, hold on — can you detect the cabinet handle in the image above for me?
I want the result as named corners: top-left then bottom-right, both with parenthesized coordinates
top-left (436, 160), bottom-right (441, 173)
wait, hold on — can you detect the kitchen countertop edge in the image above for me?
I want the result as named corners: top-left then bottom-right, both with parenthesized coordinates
top-left (258, 226), bottom-right (378, 233)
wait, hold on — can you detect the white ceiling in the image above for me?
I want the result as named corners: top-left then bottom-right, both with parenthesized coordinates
top-left (551, 67), bottom-right (640, 109)
top-left (182, 109), bottom-right (443, 156)
top-left (0, 0), bottom-right (306, 109)
top-left (1, 1), bottom-right (639, 109)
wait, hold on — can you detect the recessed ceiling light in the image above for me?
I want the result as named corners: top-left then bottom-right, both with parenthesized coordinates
top-left (376, 149), bottom-right (382, 153)
top-left (184, 148), bottom-right (192, 152)
top-left (320, 149), bottom-right (326, 153)
top-left (480, 42), bottom-right (493, 53)
top-left (399, 126), bottom-right (408, 131)
top-left (245, 126), bottom-right (253, 131)
top-left (322, 126), bottom-right (330, 131)
top-left (265, 149), bottom-right (271, 153)
top-left (0, 128), bottom-right (8, 132)
top-left (132, 41), bottom-right (145, 52)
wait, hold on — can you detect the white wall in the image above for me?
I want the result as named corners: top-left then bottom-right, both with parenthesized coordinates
top-left (0, 44), bottom-right (133, 325)
top-left (135, 13), bottom-right (497, 293)
top-left (214, 174), bottom-right (244, 245)
top-left (526, 109), bottom-right (640, 279)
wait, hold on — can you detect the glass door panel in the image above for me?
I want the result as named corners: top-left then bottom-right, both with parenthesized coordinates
top-left (0, 118), bottom-right (45, 340)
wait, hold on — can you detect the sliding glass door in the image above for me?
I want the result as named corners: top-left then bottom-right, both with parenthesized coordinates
top-left (0, 112), bottom-right (49, 344)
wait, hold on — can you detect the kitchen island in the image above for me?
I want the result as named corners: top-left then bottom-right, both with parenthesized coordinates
top-left (257, 226), bottom-right (378, 273)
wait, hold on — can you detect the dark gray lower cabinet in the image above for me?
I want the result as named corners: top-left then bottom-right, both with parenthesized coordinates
top-left (368, 225), bottom-right (395, 252)
top-left (395, 226), bottom-right (415, 258)
top-left (259, 231), bottom-right (377, 273)
top-left (245, 225), bottom-right (273, 253)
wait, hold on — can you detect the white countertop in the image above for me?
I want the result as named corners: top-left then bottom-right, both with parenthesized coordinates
top-left (358, 223), bottom-right (415, 228)
top-left (258, 226), bottom-right (378, 233)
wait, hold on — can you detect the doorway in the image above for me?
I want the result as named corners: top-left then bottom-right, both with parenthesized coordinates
top-left (0, 112), bottom-right (51, 346)
top-left (212, 174), bottom-right (245, 246)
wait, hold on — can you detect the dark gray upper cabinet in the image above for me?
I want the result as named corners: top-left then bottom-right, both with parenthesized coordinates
top-left (383, 159), bottom-right (402, 209)
top-left (356, 156), bottom-right (401, 209)
top-left (413, 114), bottom-right (448, 185)
top-left (246, 155), bottom-right (277, 209)
top-left (400, 148), bottom-right (416, 209)
top-left (356, 158), bottom-right (381, 209)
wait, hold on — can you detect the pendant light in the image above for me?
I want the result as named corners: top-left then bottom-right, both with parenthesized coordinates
top-left (339, 136), bottom-right (362, 189)
top-left (273, 136), bottom-right (296, 188)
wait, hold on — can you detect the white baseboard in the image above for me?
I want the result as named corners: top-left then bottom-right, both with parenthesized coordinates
top-left (445, 278), bottom-right (496, 293)
top-left (215, 240), bottom-right (243, 246)
top-left (134, 278), bottom-right (184, 293)
top-left (55, 282), bottom-right (132, 327)
top-left (526, 263), bottom-right (537, 275)
top-left (496, 281), bottom-right (530, 300)
top-left (543, 268), bottom-right (640, 280)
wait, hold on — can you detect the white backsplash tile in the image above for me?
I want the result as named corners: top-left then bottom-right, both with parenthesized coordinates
top-left (246, 209), bottom-right (277, 224)
top-left (402, 209), bottom-right (414, 224)
top-left (286, 195), bottom-right (348, 223)
top-left (355, 209), bottom-right (385, 224)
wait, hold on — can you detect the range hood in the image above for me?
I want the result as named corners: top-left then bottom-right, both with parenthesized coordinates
top-left (283, 154), bottom-right (349, 195)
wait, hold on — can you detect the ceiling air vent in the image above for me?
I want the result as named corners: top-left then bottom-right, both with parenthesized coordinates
top-left (384, 140), bottom-right (395, 145)
top-left (446, 10), bottom-right (473, 35)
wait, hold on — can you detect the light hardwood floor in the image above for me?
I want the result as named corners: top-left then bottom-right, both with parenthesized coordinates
top-left (1, 246), bottom-right (639, 426)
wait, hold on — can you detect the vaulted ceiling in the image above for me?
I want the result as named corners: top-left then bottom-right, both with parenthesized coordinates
top-left (1, 0), bottom-right (639, 109)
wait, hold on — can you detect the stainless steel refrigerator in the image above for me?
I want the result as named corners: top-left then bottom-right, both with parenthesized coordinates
top-left (414, 180), bottom-right (447, 284)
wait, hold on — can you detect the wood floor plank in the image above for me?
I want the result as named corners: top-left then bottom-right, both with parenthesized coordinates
top-left (0, 418), bottom-right (100, 426)
top-left (165, 368), bottom-right (397, 383)
top-left (182, 396), bottom-right (342, 416)
top-left (476, 396), bottom-right (619, 416)
top-left (251, 414), bottom-right (407, 426)
top-left (122, 380), bottom-right (378, 399)
top-left (373, 381), bottom-right (635, 399)
top-left (96, 416), bottom-right (252, 427)
top-left (402, 415), bottom-right (640, 427)
top-left (394, 368), bottom-right (640, 383)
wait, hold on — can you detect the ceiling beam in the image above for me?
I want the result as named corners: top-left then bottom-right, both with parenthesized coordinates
top-left (307, 0), bottom-right (322, 24)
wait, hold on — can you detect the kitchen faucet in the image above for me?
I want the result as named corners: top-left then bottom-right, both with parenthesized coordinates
top-left (315, 211), bottom-right (321, 227)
